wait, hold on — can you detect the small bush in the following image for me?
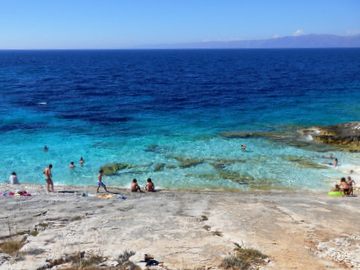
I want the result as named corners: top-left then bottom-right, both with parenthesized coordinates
top-left (221, 244), bottom-right (267, 270)
top-left (116, 250), bottom-right (141, 270)
top-left (203, 225), bottom-right (211, 231)
top-left (212, 230), bottom-right (223, 237)
top-left (80, 254), bottom-right (105, 268)
top-left (30, 230), bottom-right (39, 237)
top-left (70, 216), bottom-right (82, 222)
top-left (0, 239), bottom-right (25, 256)
top-left (38, 222), bottom-right (49, 228)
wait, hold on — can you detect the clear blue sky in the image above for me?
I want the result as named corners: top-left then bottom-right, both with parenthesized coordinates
top-left (0, 0), bottom-right (359, 49)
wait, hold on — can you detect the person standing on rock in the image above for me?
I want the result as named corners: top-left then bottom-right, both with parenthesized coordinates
top-left (43, 164), bottom-right (54, 192)
top-left (97, 169), bottom-right (109, 193)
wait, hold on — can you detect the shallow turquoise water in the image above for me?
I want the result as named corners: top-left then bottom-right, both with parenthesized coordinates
top-left (1, 49), bottom-right (360, 190)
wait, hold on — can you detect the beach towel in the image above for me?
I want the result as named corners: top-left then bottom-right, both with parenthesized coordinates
top-left (96, 194), bottom-right (114, 199)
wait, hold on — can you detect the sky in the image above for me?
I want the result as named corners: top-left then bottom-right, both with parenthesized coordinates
top-left (0, 0), bottom-right (359, 49)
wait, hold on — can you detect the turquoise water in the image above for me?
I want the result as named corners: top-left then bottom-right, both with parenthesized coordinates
top-left (1, 49), bottom-right (360, 190)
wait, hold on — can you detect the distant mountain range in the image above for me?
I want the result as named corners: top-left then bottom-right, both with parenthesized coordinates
top-left (146, 34), bottom-right (360, 49)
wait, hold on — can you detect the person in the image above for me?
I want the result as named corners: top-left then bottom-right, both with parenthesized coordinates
top-left (333, 158), bottom-right (338, 167)
top-left (9, 172), bottom-right (19, 185)
top-left (145, 178), bottom-right (155, 192)
top-left (43, 145), bottom-right (49, 152)
top-left (347, 176), bottom-right (356, 195)
top-left (241, 144), bottom-right (247, 151)
top-left (97, 169), bottom-right (108, 193)
top-left (43, 164), bottom-right (54, 192)
top-left (331, 184), bottom-right (341, 192)
top-left (131, 179), bottom-right (142, 192)
top-left (79, 157), bottom-right (85, 166)
top-left (69, 161), bottom-right (75, 169)
top-left (339, 177), bottom-right (350, 195)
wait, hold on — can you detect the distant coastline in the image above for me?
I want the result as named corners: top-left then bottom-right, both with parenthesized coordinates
top-left (140, 34), bottom-right (360, 49)
top-left (1, 34), bottom-right (360, 50)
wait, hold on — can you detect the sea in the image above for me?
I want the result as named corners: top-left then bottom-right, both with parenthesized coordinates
top-left (1, 49), bottom-right (360, 191)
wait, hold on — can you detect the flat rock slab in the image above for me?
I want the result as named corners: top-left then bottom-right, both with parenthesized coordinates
top-left (0, 184), bottom-right (359, 269)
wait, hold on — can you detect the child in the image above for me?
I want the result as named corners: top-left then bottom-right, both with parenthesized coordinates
top-left (131, 179), bottom-right (142, 192)
top-left (339, 177), bottom-right (350, 195)
top-left (97, 169), bottom-right (108, 193)
top-left (347, 176), bottom-right (356, 195)
top-left (9, 172), bottom-right (19, 185)
top-left (69, 161), bottom-right (75, 169)
top-left (145, 178), bottom-right (155, 192)
top-left (80, 157), bottom-right (85, 166)
top-left (331, 184), bottom-right (340, 192)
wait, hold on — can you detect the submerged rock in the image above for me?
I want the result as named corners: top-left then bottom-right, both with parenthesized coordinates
top-left (209, 158), bottom-right (246, 170)
top-left (173, 157), bottom-right (205, 168)
top-left (154, 163), bottom-right (166, 172)
top-left (220, 131), bottom-right (275, 139)
top-left (218, 170), bottom-right (254, 185)
top-left (299, 122), bottom-right (360, 152)
top-left (100, 163), bottom-right (132, 176)
top-left (282, 155), bottom-right (328, 169)
top-left (145, 144), bottom-right (161, 153)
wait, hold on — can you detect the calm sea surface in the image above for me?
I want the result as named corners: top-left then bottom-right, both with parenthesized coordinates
top-left (1, 49), bottom-right (360, 190)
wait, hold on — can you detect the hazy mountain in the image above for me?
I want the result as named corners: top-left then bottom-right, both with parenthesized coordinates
top-left (146, 34), bottom-right (360, 49)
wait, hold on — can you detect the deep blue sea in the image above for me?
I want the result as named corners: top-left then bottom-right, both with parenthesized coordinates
top-left (1, 49), bottom-right (360, 190)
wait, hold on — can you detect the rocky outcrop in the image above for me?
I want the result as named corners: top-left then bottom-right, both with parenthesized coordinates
top-left (300, 122), bottom-right (360, 152)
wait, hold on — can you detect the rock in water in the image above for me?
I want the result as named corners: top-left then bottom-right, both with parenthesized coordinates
top-left (300, 122), bottom-right (360, 152)
top-left (100, 163), bottom-right (131, 175)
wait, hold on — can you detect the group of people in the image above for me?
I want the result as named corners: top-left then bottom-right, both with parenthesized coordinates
top-left (97, 169), bottom-right (155, 193)
top-left (333, 176), bottom-right (356, 196)
top-left (69, 157), bottom-right (85, 169)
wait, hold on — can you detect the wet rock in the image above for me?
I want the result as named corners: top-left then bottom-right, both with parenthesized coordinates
top-left (100, 163), bottom-right (132, 176)
top-left (299, 122), bottom-right (360, 152)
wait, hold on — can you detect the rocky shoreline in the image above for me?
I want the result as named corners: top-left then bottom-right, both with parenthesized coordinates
top-left (0, 184), bottom-right (359, 269)
top-left (221, 121), bottom-right (360, 152)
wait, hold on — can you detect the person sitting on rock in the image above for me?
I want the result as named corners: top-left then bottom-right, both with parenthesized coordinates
top-left (339, 177), bottom-right (350, 195)
top-left (347, 176), bottom-right (356, 195)
top-left (145, 178), bottom-right (155, 192)
top-left (131, 179), bottom-right (142, 192)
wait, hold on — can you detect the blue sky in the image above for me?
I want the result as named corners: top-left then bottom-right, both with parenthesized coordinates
top-left (0, 0), bottom-right (359, 49)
